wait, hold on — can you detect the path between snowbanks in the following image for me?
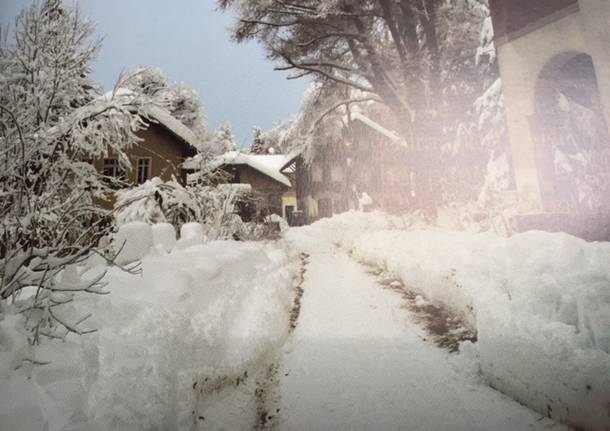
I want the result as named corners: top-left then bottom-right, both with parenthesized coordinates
top-left (306, 211), bottom-right (610, 430)
top-left (279, 228), bottom-right (567, 431)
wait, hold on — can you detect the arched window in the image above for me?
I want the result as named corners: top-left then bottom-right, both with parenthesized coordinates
top-left (532, 53), bottom-right (610, 213)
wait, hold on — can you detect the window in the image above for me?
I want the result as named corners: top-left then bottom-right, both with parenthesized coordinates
top-left (322, 164), bottom-right (331, 183)
top-left (330, 165), bottom-right (344, 182)
top-left (311, 164), bottom-right (322, 182)
top-left (137, 158), bottom-right (151, 184)
top-left (102, 158), bottom-right (125, 180)
top-left (228, 166), bottom-right (241, 183)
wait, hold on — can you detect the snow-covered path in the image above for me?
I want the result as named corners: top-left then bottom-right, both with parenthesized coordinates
top-left (279, 228), bottom-right (566, 431)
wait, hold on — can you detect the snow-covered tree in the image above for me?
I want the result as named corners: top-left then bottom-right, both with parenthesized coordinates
top-left (125, 66), bottom-right (209, 149)
top-left (261, 119), bottom-right (294, 155)
top-left (165, 84), bottom-right (207, 141)
top-left (211, 122), bottom-right (238, 153)
top-left (0, 0), bottom-right (146, 344)
top-left (219, 0), bottom-right (487, 135)
top-left (249, 126), bottom-right (266, 154)
top-left (182, 123), bottom-right (237, 187)
top-left (219, 0), bottom-right (503, 213)
top-left (123, 66), bottom-right (168, 97)
top-left (275, 81), bottom-right (356, 162)
top-left (437, 3), bottom-right (510, 206)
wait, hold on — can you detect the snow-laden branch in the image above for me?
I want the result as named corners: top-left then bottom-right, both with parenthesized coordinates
top-left (276, 55), bottom-right (374, 93)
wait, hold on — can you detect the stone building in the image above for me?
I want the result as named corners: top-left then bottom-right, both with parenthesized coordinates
top-left (490, 0), bottom-right (610, 238)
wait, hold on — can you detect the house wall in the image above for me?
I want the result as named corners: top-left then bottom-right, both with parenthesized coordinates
top-left (491, 0), bottom-right (610, 213)
top-left (347, 121), bottom-right (417, 213)
top-left (295, 120), bottom-right (417, 224)
top-left (233, 164), bottom-right (287, 216)
top-left (92, 123), bottom-right (195, 208)
top-left (295, 149), bottom-right (355, 223)
top-left (92, 122), bottom-right (194, 185)
top-left (281, 190), bottom-right (297, 218)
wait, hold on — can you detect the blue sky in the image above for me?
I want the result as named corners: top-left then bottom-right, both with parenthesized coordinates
top-left (0, 0), bottom-right (310, 146)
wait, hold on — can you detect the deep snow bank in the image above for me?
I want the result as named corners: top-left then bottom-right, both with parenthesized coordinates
top-left (0, 230), bottom-right (297, 430)
top-left (303, 211), bottom-right (610, 431)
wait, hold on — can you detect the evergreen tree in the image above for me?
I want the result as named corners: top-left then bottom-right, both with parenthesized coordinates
top-left (249, 126), bottom-right (266, 154)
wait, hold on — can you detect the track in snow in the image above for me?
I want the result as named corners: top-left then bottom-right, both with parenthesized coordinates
top-left (277, 228), bottom-right (567, 431)
top-left (353, 252), bottom-right (478, 353)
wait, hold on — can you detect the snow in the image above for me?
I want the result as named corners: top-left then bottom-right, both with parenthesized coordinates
top-left (0, 233), bottom-right (297, 430)
top-left (113, 222), bottom-right (154, 264)
top-left (3, 209), bottom-right (607, 430)
top-left (152, 223), bottom-right (176, 253)
top-left (280, 225), bottom-right (567, 430)
top-left (180, 221), bottom-right (205, 240)
top-left (184, 151), bottom-right (292, 187)
top-left (299, 211), bottom-right (610, 431)
top-left (174, 222), bottom-right (206, 250)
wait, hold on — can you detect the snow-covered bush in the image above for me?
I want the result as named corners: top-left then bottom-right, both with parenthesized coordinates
top-left (114, 177), bottom-right (260, 240)
top-left (115, 177), bottom-right (200, 226)
top-left (0, 0), bottom-right (146, 345)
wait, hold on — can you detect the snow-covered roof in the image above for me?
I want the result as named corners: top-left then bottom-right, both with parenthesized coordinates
top-left (222, 151), bottom-right (292, 187)
top-left (100, 88), bottom-right (199, 149)
top-left (275, 114), bottom-right (407, 171)
top-left (185, 151), bottom-right (292, 187)
top-left (279, 147), bottom-right (304, 172)
top-left (348, 112), bottom-right (407, 147)
top-left (143, 105), bottom-right (198, 150)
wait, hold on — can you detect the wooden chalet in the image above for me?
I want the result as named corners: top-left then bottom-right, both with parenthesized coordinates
top-left (92, 96), bottom-right (198, 189)
top-left (186, 151), bottom-right (296, 221)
